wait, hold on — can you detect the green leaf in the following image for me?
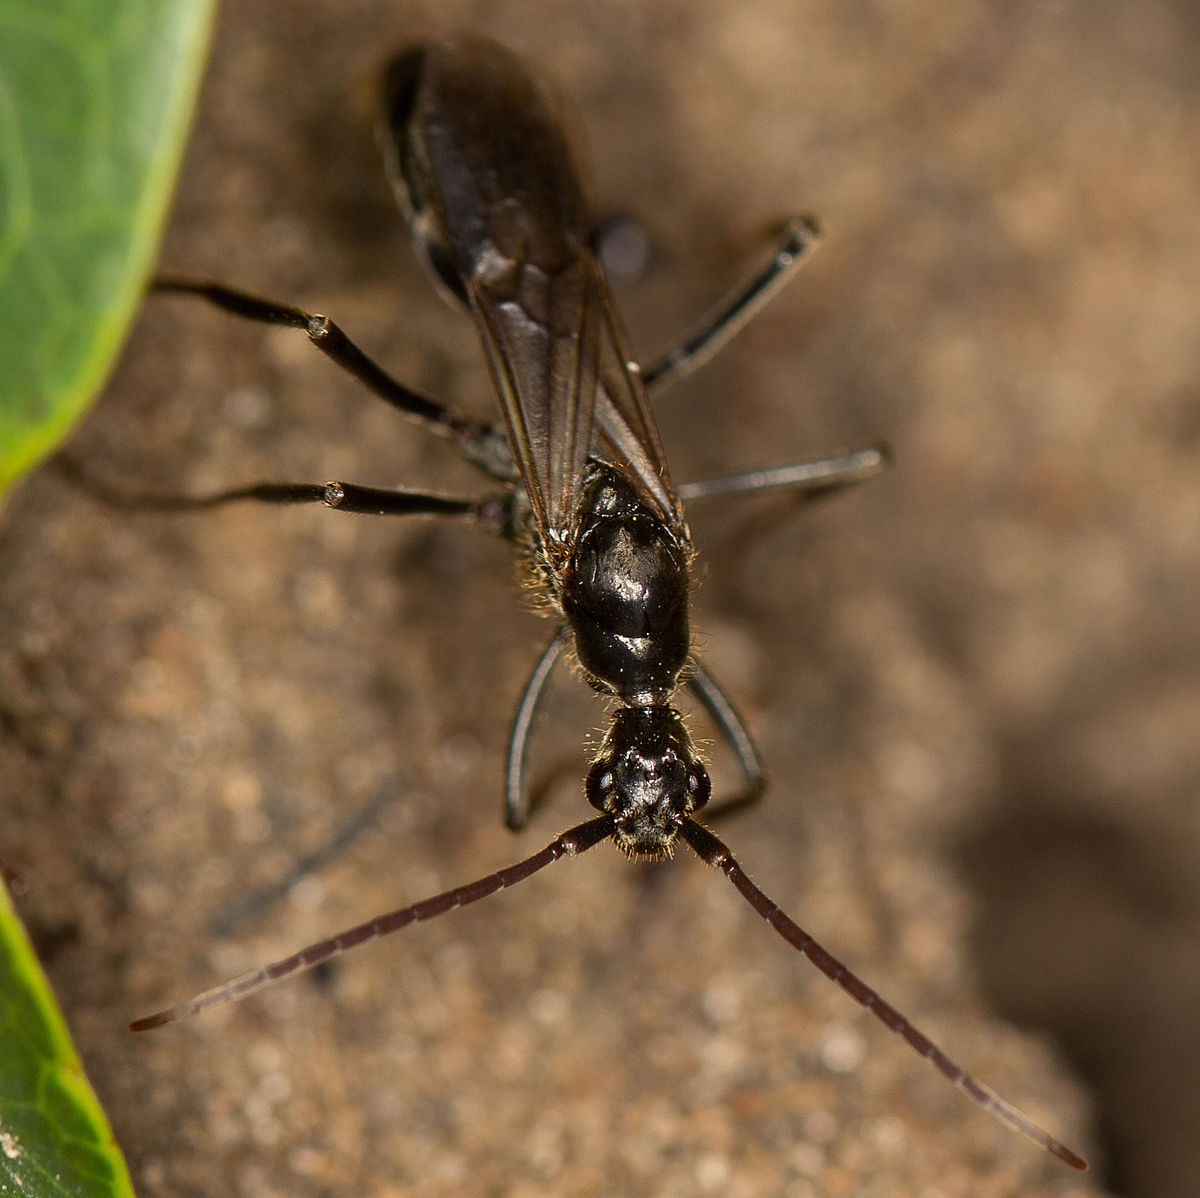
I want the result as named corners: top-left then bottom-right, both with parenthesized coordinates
top-left (0, 882), bottom-right (137, 1198)
top-left (0, 0), bottom-right (217, 495)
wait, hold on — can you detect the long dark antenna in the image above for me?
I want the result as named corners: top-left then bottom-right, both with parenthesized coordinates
top-left (679, 819), bottom-right (1088, 1171)
top-left (130, 816), bottom-right (613, 1031)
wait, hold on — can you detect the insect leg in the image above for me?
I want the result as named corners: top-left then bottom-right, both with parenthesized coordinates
top-left (686, 663), bottom-right (766, 819)
top-left (641, 217), bottom-right (821, 396)
top-left (56, 456), bottom-right (514, 532)
top-left (678, 444), bottom-right (890, 504)
top-left (154, 278), bottom-right (515, 481)
top-left (505, 628), bottom-right (571, 830)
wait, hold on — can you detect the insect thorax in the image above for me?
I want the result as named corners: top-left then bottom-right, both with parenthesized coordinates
top-left (557, 462), bottom-right (692, 707)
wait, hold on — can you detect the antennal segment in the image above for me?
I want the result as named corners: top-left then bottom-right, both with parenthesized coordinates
top-left (679, 818), bottom-right (1087, 1170)
top-left (131, 816), bottom-right (614, 1031)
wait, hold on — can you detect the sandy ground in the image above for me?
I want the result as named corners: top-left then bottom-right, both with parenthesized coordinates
top-left (4, 1), bottom-right (1198, 1195)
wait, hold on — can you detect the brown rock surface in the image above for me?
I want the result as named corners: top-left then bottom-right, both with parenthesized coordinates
top-left (6, 2), bottom-right (1197, 1195)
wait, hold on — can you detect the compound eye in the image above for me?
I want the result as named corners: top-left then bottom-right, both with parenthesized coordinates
top-left (688, 766), bottom-right (712, 810)
top-left (585, 763), bottom-right (615, 812)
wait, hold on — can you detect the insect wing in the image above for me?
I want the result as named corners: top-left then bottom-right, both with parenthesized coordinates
top-left (469, 258), bottom-right (594, 553)
top-left (587, 259), bottom-right (681, 531)
top-left (470, 256), bottom-right (683, 561)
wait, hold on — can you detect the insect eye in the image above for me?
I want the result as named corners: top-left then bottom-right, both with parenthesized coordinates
top-left (585, 764), bottom-right (616, 812)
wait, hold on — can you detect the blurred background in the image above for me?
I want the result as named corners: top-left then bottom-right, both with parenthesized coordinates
top-left (3, 1), bottom-right (1198, 1195)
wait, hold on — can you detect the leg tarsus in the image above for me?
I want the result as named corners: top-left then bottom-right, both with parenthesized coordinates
top-left (54, 455), bottom-right (327, 511)
top-left (678, 443), bottom-right (890, 504)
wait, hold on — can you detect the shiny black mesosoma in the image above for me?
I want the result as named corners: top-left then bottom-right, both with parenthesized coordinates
top-left (130, 35), bottom-right (1085, 1171)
